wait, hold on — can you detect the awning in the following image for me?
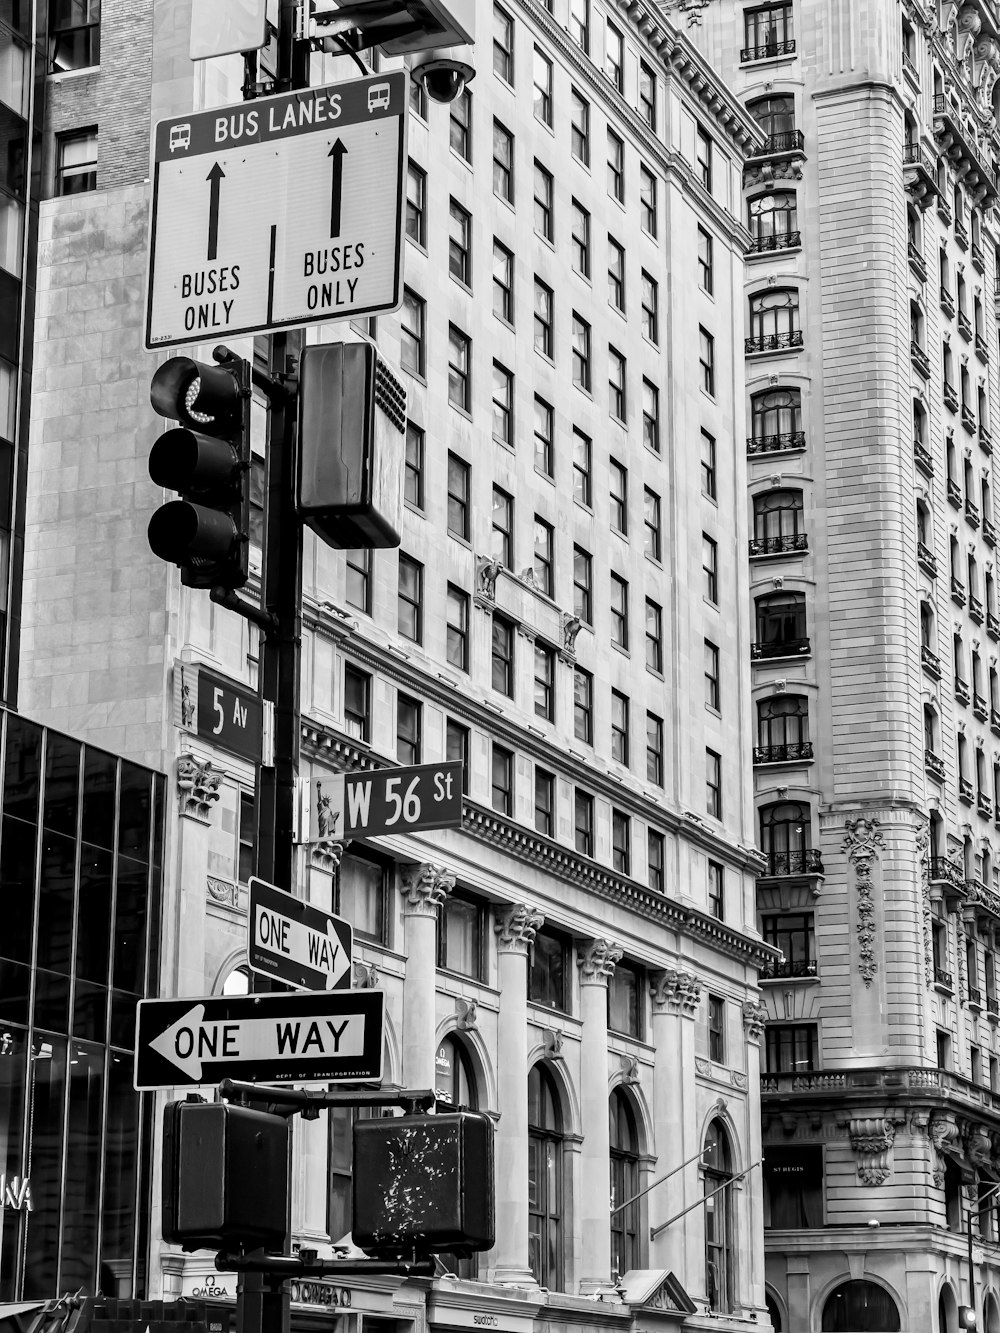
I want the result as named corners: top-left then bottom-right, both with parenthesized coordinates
top-left (0, 1310), bottom-right (47, 1320)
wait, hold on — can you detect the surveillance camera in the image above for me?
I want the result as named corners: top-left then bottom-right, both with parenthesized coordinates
top-left (411, 48), bottom-right (476, 103)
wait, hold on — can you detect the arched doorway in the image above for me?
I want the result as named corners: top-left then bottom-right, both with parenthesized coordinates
top-left (528, 1062), bottom-right (564, 1292)
top-left (821, 1280), bottom-right (902, 1332)
top-left (704, 1119), bottom-right (735, 1314)
top-left (609, 1088), bottom-right (641, 1276)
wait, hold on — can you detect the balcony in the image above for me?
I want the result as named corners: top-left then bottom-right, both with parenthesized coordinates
top-left (751, 637), bottom-right (810, 661)
top-left (984, 516), bottom-right (997, 546)
top-left (908, 241), bottom-right (928, 282)
top-left (939, 195), bottom-right (953, 225)
top-left (929, 856), bottom-right (962, 886)
top-left (903, 142), bottom-right (941, 211)
top-left (760, 1064), bottom-right (1000, 1107)
top-left (956, 217), bottom-right (970, 251)
top-left (988, 995), bottom-right (999, 1018)
top-left (975, 690), bottom-right (990, 719)
top-left (941, 285), bottom-right (956, 319)
top-left (963, 404), bottom-right (977, 434)
top-left (741, 38), bottom-right (797, 61)
top-left (991, 705), bottom-right (1000, 734)
top-left (747, 129), bottom-right (806, 163)
top-left (948, 477), bottom-right (963, 507)
top-left (973, 240), bottom-right (986, 274)
top-left (760, 958), bottom-right (818, 981)
top-left (951, 575), bottom-right (967, 607)
top-left (917, 541), bottom-right (938, 577)
top-left (966, 497), bottom-right (982, 527)
top-left (753, 741), bottom-right (814, 764)
top-left (965, 878), bottom-right (1000, 923)
top-left (758, 849), bottom-right (824, 878)
top-left (971, 594), bottom-right (985, 625)
top-left (749, 532), bottom-right (808, 557)
top-left (955, 672), bottom-right (971, 703)
top-left (977, 332), bottom-right (989, 363)
top-left (961, 776), bottom-right (975, 804)
top-left (979, 792), bottom-right (994, 818)
top-left (748, 430), bottom-right (806, 456)
top-left (944, 380), bottom-right (960, 412)
top-left (746, 329), bottom-right (804, 355)
top-left (911, 340), bottom-right (931, 378)
top-left (914, 439), bottom-right (935, 476)
top-left (933, 96), bottom-right (1000, 207)
top-left (746, 231), bottom-right (801, 256)
top-left (969, 986), bottom-right (983, 1009)
top-left (989, 610), bottom-right (1000, 640)
top-left (921, 643), bottom-right (942, 679)
top-left (959, 311), bottom-right (974, 342)
top-left (925, 748), bottom-right (946, 781)
top-left (935, 967), bottom-right (955, 991)
top-left (981, 425), bottom-right (993, 455)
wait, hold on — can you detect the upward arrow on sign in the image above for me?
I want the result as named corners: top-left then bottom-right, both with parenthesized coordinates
top-left (206, 162), bottom-right (225, 261)
top-left (329, 138), bottom-right (348, 239)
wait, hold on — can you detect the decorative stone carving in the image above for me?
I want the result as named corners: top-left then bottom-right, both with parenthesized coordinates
top-left (310, 837), bottom-right (349, 874)
top-left (495, 903), bottom-right (544, 954)
top-left (968, 1125), bottom-right (993, 1169)
top-left (401, 863), bottom-right (455, 916)
top-left (658, 0), bottom-right (717, 24)
top-left (744, 160), bottom-right (803, 190)
top-left (207, 875), bottom-right (238, 907)
top-left (843, 816), bottom-right (885, 988)
top-left (620, 1053), bottom-right (640, 1086)
top-left (540, 1028), bottom-right (564, 1059)
top-left (974, 36), bottom-right (1000, 106)
top-left (742, 1001), bottom-right (767, 1043)
top-left (177, 753), bottom-right (223, 820)
top-left (731, 1070), bottom-right (748, 1090)
top-left (916, 822), bottom-right (933, 987)
top-left (577, 939), bottom-right (622, 984)
top-left (456, 997), bottom-right (478, 1031)
top-left (353, 960), bottom-right (379, 989)
top-left (476, 555), bottom-right (503, 599)
top-left (846, 1116), bottom-right (896, 1186)
top-left (650, 968), bottom-right (702, 1014)
top-left (930, 1110), bottom-right (961, 1186)
top-left (562, 613), bottom-right (582, 653)
top-left (695, 1057), bottom-right (711, 1076)
top-left (957, 4), bottom-right (982, 61)
top-left (518, 567), bottom-right (540, 590)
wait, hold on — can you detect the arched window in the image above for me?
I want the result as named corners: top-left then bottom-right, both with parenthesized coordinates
top-left (766, 1293), bottom-right (783, 1332)
top-left (916, 501), bottom-right (931, 549)
top-left (914, 398), bottom-right (927, 446)
top-left (704, 1119), bottom-right (735, 1313)
top-left (756, 696), bottom-right (810, 760)
top-left (222, 965), bottom-right (250, 995)
top-left (750, 388), bottom-right (802, 450)
top-left (528, 1063), bottom-right (564, 1291)
top-left (747, 289), bottom-right (801, 351)
top-left (609, 1090), bottom-right (641, 1276)
top-left (435, 1034), bottom-right (477, 1108)
top-left (821, 1281), bottom-right (901, 1332)
top-left (911, 300), bottom-right (924, 348)
top-left (752, 489), bottom-right (804, 555)
top-left (753, 591), bottom-right (808, 657)
top-left (937, 1290), bottom-right (948, 1333)
top-left (748, 93), bottom-right (795, 141)
top-left (923, 703), bottom-right (937, 753)
top-left (759, 801), bottom-right (814, 874)
top-left (747, 191), bottom-right (798, 250)
top-left (985, 1291), bottom-right (1000, 1333)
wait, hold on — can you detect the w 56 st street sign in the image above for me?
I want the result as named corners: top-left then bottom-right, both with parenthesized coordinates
top-left (306, 761), bottom-right (463, 842)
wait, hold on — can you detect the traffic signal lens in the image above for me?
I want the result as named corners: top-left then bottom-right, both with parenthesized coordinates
top-left (148, 500), bottom-right (239, 565)
top-left (184, 376), bottom-right (215, 425)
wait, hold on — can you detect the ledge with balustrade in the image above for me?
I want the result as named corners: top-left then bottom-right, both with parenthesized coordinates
top-left (753, 741), bottom-right (814, 765)
top-left (759, 958), bottom-right (818, 982)
top-left (914, 439), bottom-right (935, 476)
top-left (747, 430), bottom-right (806, 456)
top-left (749, 533), bottom-right (808, 557)
top-left (760, 1066), bottom-right (1000, 1117)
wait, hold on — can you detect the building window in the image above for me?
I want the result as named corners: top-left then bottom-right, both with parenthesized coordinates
top-left (755, 591), bottom-right (808, 655)
top-left (646, 711), bottom-right (664, 786)
top-left (50, 0), bottom-right (100, 71)
top-left (571, 88), bottom-right (590, 164)
top-left (572, 313), bottom-right (592, 391)
top-left (447, 452), bottom-right (470, 540)
top-left (404, 421), bottom-right (424, 509)
top-left (533, 46), bottom-right (553, 125)
top-left (336, 849), bottom-right (389, 945)
top-left (706, 996), bottom-right (726, 1064)
top-left (493, 3), bottom-right (514, 83)
top-left (706, 749), bottom-right (722, 818)
top-left (639, 164), bottom-right (657, 235)
top-left (648, 828), bottom-right (665, 893)
top-left (405, 161), bottom-right (426, 246)
top-left (437, 896), bottom-right (484, 980)
top-left (446, 584), bottom-right (470, 672)
top-left (400, 287), bottom-right (425, 377)
top-left (605, 19), bottom-right (624, 90)
top-left (534, 278), bottom-right (554, 357)
top-left (751, 388), bottom-right (802, 444)
top-left (574, 666), bottom-right (593, 742)
top-left (493, 240), bottom-right (514, 323)
top-left (492, 361), bottom-right (514, 445)
top-left (762, 912), bottom-right (815, 975)
top-left (611, 689), bottom-right (630, 765)
top-left (640, 271), bottom-right (659, 343)
top-left (607, 129), bottom-right (625, 202)
top-left (574, 544), bottom-right (593, 623)
top-left (645, 598), bottom-right (663, 673)
top-left (409, 73), bottom-right (427, 118)
top-left (820, 1284), bottom-right (901, 1333)
top-left (748, 288), bottom-right (801, 349)
top-left (749, 92), bottom-right (796, 140)
top-left (528, 1064), bottom-right (565, 1291)
top-left (56, 128), bottom-right (98, 195)
top-left (699, 327), bottom-right (715, 395)
top-left (492, 486), bottom-right (513, 566)
top-left (450, 89), bottom-right (471, 160)
top-left (492, 743), bottom-right (514, 815)
top-left (534, 515), bottom-right (554, 595)
top-left (448, 199), bottom-right (471, 284)
top-left (397, 693), bottom-right (422, 764)
top-left (534, 161), bottom-right (554, 240)
top-left (237, 789), bottom-right (255, 882)
top-left (643, 487), bottom-right (661, 562)
top-left (639, 62), bottom-right (656, 129)
top-left (609, 1090), bottom-right (641, 1272)
top-left (448, 324), bottom-right (471, 412)
top-left (642, 379), bottom-right (660, 453)
top-left (493, 120), bottom-right (514, 201)
top-left (696, 126), bottom-right (713, 190)
top-left (759, 801), bottom-right (814, 872)
top-left (531, 929), bottom-right (568, 1010)
top-left (534, 395), bottom-right (554, 476)
top-left (708, 861), bottom-right (724, 919)
top-left (610, 458), bottom-right (628, 534)
top-left (343, 665), bottom-right (371, 742)
top-left (765, 1024), bottom-right (817, 1074)
top-left (534, 766), bottom-right (555, 836)
top-left (492, 614), bottom-right (515, 696)
top-left (571, 200), bottom-right (591, 276)
top-left (703, 533), bottom-right (718, 603)
top-left (608, 237), bottom-right (625, 311)
top-left (697, 228), bottom-right (714, 294)
top-left (569, 0), bottom-right (589, 50)
top-left (345, 547), bottom-right (371, 613)
top-left (446, 718), bottom-right (470, 791)
top-left (573, 429), bottom-right (592, 506)
top-left (609, 346), bottom-right (627, 422)
top-left (575, 788), bottom-right (594, 855)
top-left (749, 189), bottom-right (798, 248)
top-left (610, 573), bottom-right (629, 649)
top-left (612, 808), bottom-right (630, 874)
top-left (744, 3), bottom-right (794, 58)
top-left (705, 639), bottom-right (720, 710)
top-left (534, 642), bottom-right (555, 720)
top-left (397, 553), bottom-right (423, 643)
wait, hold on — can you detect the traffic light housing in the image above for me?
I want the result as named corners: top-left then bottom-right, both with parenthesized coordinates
top-left (162, 1099), bottom-right (289, 1252)
top-left (147, 348), bottom-right (252, 590)
top-left (959, 1307), bottom-right (978, 1330)
top-left (297, 342), bottom-right (406, 550)
top-left (352, 1110), bottom-right (494, 1256)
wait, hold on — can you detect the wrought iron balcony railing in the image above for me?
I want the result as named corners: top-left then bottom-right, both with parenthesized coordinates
top-left (988, 995), bottom-right (1000, 1017)
top-left (976, 332), bottom-right (989, 362)
top-left (966, 498), bottom-right (981, 526)
top-left (749, 129), bottom-right (806, 158)
top-left (929, 856), bottom-right (962, 884)
top-left (749, 532), bottom-right (808, 557)
top-left (917, 541), bottom-right (937, 576)
top-left (952, 576), bottom-right (967, 607)
top-left (758, 849), bottom-right (824, 877)
top-left (753, 741), bottom-right (814, 764)
top-left (960, 776), bottom-right (975, 803)
top-left (941, 286), bottom-right (956, 318)
top-left (979, 792), bottom-right (993, 818)
top-left (948, 477), bottom-right (963, 506)
top-left (989, 610), bottom-right (1000, 640)
top-left (748, 430), bottom-right (806, 455)
top-left (746, 329), bottom-right (804, 355)
top-left (971, 595), bottom-right (985, 625)
top-left (944, 380), bottom-right (960, 411)
top-left (975, 691), bottom-right (990, 719)
top-left (760, 958), bottom-right (818, 981)
top-left (991, 706), bottom-right (1000, 733)
top-left (935, 967), bottom-right (955, 989)
top-left (911, 340), bottom-right (931, 378)
top-left (751, 637), bottom-right (811, 660)
top-left (973, 240), bottom-right (986, 273)
top-left (925, 748), bottom-right (946, 781)
top-left (914, 439), bottom-right (934, 476)
top-left (956, 218), bottom-right (970, 251)
top-left (921, 644), bottom-right (942, 678)
top-left (746, 231), bottom-right (801, 255)
top-left (907, 241), bottom-right (928, 281)
top-left (969, 986), bottom-right (983, 1007)
top-left (984, 518), bottom-right (997, 547)
top-left (741, 39), bottom-right (796, 61)
top-left (962, 403), bottom-right (977, 433)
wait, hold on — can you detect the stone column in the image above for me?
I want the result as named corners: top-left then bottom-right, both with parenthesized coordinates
top-left (172, 754), bottom-right (223, 996)
top-left (577, 938), bottom-right (621, 1291)
top-left (742, 1001), bottom-right (767, 1317)
top-left (401, 863), bottom-right (454, 1089)
top-left (491, 902), bottom-right (544, 1286)
top-left (648, 968), bottom-right (702, 1279)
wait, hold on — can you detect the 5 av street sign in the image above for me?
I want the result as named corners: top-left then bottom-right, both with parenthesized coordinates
top-left (309, 761), bottom-right (463, 841)
top-left (145, 73), bottom-right (407, 348)
top-left (248, 876), bottom-right (352, 991)
top-left (135, 990), bottom-right (384, 1090)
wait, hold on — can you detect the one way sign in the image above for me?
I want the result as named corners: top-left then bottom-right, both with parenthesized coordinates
top-left (134, 990), bottom-right (384, 1090)
top-left (248, 876), bottom-right (352, 991)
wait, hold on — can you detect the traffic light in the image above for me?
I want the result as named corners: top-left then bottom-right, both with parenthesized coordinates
top-left (147, 348), bottom-right (252, 590)
top-left (352, 1109), bottom-right (494, 1255)
top-left (959, 1307), bottom-right (978, 1330)
top-left (298, 342), bottom-right (406, 550)
top-left (162, 1099), bottom-right (288, 1252)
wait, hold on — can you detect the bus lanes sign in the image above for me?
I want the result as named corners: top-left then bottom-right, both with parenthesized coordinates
top-left (145, 73), bottom-right (407, 348)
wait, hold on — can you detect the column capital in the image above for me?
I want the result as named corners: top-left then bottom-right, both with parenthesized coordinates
top-left (177, 753), bottom-right (223, 823)
top-left (310, 837), bottom-right (350, 874)
top-left (742, 1000), bottom-right (767, 1043)
top-left (577, 938), bottom-right (622, 984)
top-left (495, 902), bottom-right (544, 954)
top-left (649, 966), bottom-right (701, 1015)
top-left (401, 862), bottom-right (455, 916)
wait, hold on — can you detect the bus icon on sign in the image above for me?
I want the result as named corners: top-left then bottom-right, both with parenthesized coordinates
top-left (169, 123), bottom-right (191, 152)
top-left (367, 83), bottom-right (391, 112)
